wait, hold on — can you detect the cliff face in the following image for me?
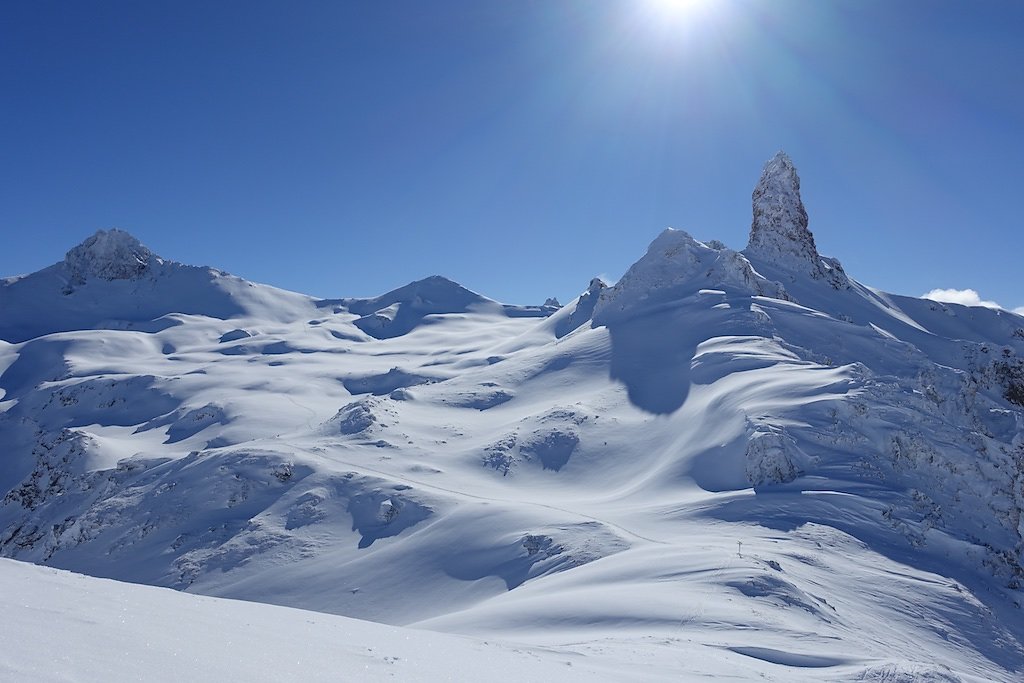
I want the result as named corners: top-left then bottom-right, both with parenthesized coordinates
top-left (745, 152), bottom-right (819, 274)
top-left (743, 152), bottom-right (850, 289)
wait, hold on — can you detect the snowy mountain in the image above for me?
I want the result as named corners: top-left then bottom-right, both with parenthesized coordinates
top-left (0, 229), bottom-right (318, 343)
top-left (320, 274), bottom-right (555, 339)
top-left (2, 153), bottom-right (1023, 681)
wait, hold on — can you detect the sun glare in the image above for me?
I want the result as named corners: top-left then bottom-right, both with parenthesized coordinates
top-left (635, 0), bottom-right (722, 38)
top-left (647, 0), bottom-right (709, 21)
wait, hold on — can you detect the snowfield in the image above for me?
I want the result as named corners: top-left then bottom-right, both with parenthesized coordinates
top-left (2, 153), bottom-right (1023, 681)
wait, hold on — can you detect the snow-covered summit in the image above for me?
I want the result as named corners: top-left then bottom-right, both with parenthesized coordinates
top-left (0, 229), bottom-right (317, 342)
top-left (585, 153), bottom-right (863, 328)
top-left (344, 275), bottom-right (488, 318)
top-left (592, 229), bottom-right (786, 325)
top-left (325, 275), bottom-right (553, 339)
top-left (549, 276), bottom-right (608, 338)
top-left (64, 229), bottom-right (158, 284)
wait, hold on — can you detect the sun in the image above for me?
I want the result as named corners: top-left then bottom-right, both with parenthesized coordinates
top-left (646, 0), bottom-right (709, 21)
top-left (636, 0), bottom-right (720, 36)
top-left (619, 0), bottom-right (734, 55)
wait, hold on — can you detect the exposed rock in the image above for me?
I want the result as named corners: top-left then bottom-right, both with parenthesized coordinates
top-left (331, 401), bottom-right (377, 435)
top-left (219, 329), bottom-right (252, 343)
top-left (64, 229), bottom-right (157, 285)
top-left (745, 152), bottom-right (849, 289)
top-left (745, 428), bottom-right (807, 488)
top-left (746, 152), bottom-right (820, 272)
top-left (342, 368), bottom-right (438, 396)
top-left (555, 277), bottom-right (607, 338)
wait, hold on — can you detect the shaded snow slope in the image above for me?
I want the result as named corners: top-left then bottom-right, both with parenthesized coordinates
top-left (2, 156), bottom-right (1024, 680)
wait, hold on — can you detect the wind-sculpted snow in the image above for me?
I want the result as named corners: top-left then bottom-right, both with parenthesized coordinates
top-left (2, 157), bottom-right (1024, 680)
top-left (328, 400), bottom-right (378, 435)
top-left (593, 228), bottom-right (787, 327)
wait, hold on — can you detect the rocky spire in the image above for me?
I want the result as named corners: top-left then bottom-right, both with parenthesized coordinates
top-left (64, 229), bottom-right (156, 284)
top-left (745, 152), bottom-right (825, 279)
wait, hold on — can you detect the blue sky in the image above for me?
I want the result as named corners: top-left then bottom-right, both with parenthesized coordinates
top-left (2, 0), bottom-right (1022, 310)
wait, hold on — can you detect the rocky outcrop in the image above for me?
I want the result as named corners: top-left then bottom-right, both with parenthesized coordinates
top-left (554, 277), bottom-right (606, 338)
top-left (64, 229), bottom-right (158, 285)
top-left (745, 152), bottom-right (848, 289)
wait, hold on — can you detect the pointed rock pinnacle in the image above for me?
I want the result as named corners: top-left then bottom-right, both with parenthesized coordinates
top-left (745, 152), bottom-right (825, 279)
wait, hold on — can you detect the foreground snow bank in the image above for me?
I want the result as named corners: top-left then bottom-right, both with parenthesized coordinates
top-left (0, 558), bottom-right (608, 682)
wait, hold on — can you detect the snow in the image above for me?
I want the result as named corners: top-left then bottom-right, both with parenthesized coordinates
top-left (324, 275), bottom-right (551, 340)
top-left (2, 155), bottom-right (1024, 680)
top-left (593, 229), bottom-right (786, 327)
top-left (0, 558), bottom-right (618, 682)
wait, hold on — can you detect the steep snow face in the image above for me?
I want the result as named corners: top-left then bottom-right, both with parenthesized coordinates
top-left (548, 277), bottom-right (606, 338)
top-left (64, 229), bottom-right (157, 284)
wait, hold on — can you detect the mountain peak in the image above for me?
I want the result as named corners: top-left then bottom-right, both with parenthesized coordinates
top-left (744, 152), bottom-right (825, 279)
top-left (347, 275), bottom-right (485, 316)
top-left (64, 229), bottom-right (158, 284)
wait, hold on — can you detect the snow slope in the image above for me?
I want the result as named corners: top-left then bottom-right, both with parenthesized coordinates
top-left (2, 155), bottom-right (1023, 681)
top-left (0, 558), bottom-right (615, 682)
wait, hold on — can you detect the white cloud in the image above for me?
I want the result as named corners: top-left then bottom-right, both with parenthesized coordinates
top-left (1014, 307), bottom-right (1024, 317)
top-left (922, 288), bottom-right (1001, 309)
